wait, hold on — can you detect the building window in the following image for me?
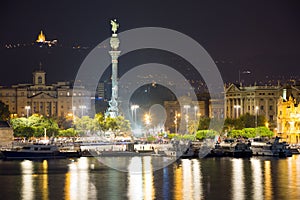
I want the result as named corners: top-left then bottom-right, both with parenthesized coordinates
top-left (269, 105), bottom-right (273, 110)
top-left (248, 106), bottom-right (250, 111)
top-left (269, 115), bottom-right (273, 121)
top-left (67, 92), bottom-right (70, 96)
top-left (38, 76), bottom-right (42, 84)
top-left (260, 105), bottom-right (264, 110)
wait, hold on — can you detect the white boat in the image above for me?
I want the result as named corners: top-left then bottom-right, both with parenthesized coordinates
top-left (1, 144), bottom-right (80, 160)
top-left (250, 137), bottom-right (292, 157)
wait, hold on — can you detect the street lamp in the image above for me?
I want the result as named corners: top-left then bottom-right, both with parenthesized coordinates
top-left (79, 105), bottom-right (86, 117)
top-left (144, 113), bottom-right (151, 137)
top-left (194, 106), bottom-right (198, 120)
top-left (72, 106), bottom-right (76, 121)
top-left (233, 105), bottom-right (241, 118)
top-left (255, 106), bottom-right (259, 128)
top-left (174, 111), bottom-right (181, 134)
top-left (183, 105), bottom-right (190, 134)
top-left (25, 106), bottom-right (30, 118)
top-left (131, 104), bottom-right (139, 124)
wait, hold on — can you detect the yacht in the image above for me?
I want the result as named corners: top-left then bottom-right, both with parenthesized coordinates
top-left (250, 137), bottom-right (292, 157)
top-left (211, 139), bottom-right (252, 157)
top-left (1, 144), bottom-right (81, 160)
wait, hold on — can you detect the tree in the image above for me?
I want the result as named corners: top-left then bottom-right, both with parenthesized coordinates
top-left (0, 101), bottom-right (10, 121)
top-left (74, 116), bottom-right (95, 136)
top-left (198, 117), bottom-right (211, 130)
top-left (10, 114), bottom-right (59, 138)
top-left (256, 126), bottom-right (274, 137)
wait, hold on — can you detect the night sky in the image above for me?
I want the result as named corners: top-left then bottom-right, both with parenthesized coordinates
top-left (1, 0), bottom-right (300, 86)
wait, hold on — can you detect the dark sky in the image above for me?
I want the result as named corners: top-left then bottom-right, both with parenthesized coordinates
top-left (0, 0), bottom-right (300, 86)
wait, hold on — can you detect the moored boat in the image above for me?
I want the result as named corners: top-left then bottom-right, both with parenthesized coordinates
top-left (1, 144), bottom-right (81, 160)
top-left (210, 139), bottom-right (252, 158)
top-left (250, 137), bottom-right (292, 157)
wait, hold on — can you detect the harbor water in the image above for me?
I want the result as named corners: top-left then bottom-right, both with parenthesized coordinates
top-left (0, 155), bottom-right (300, 199)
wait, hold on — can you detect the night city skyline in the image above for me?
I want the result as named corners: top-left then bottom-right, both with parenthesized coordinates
top-left (1, 1), bottom-right (300, 86)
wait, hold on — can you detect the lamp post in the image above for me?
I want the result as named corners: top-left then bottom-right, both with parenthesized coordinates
top-left (194, 106), bottom-right (198, 120)
top-left (131, 104), bottom-right (139, 125)
top-left (144, 113), bottom-right (151, 137)
top-left (25, 106), bottom-right (30, 118)
top-left (233, 105), bottom-right (241, 118)
top-left (174, 111), bottom-right (181, 134)
top-left (72, 106), bottom-right (76, 121)
top-left (183, 105), bottom-right (190, 134)
top-left (255, 106), bottom-right (259, 128)
top-left (79, 105), bottom-right (86, 117)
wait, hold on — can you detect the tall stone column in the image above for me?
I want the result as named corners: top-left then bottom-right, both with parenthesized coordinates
top-left (106, 20), bottom-right (121, 118)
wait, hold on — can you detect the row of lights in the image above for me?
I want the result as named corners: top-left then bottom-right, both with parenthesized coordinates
top-left (23, 105), bottom-right (87, 118)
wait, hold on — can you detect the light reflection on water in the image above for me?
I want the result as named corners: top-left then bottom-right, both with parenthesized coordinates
top-left (0, 156), bottom-right (300, 199)
top-left (232, 159), bottom-right (244, 200)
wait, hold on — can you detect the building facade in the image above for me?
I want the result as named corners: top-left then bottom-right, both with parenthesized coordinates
top-left (0, 70), bottom-right (91, 118)
top-left (164, 96), bottom-right (208, 133)
top-left (277, 97), bottom-right (300, 144)
top-left (224, 83), bottom-right (300, 129)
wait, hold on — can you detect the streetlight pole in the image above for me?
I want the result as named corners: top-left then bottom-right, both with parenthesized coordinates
top-left (183, 105), bottom-right (190, 134)
top-left (255, 106), bottom-right (259, 128)
top-left (79, 105), bottom-right (86, 117)
top-left (174, 111), bottom-right (181, 134)
top-left (131, 104), bottom-right (139, 125)
top-left (234, 105), bottom-right (241, 118)
top-left (194, 106), bottom-right (198, 120)
top-left (25, 106), bottom-right (30, 118)
top-left (72, 106), bottom-right (76, 122)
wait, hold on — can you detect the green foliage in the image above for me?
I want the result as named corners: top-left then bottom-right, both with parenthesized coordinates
top-left (181, 134), bottom-right (196, 141)
top-left (256, 126), bottom-right (274, 137)
top-left (228, 126), bottom-right (274, 138)
top-left (73, 113), bottom-right (131, 136)
top-left (196, 130), bottom-right (218, 140)
top-left (224, 113), bottom-right (267, 131)
top-left (59, 128), bottom-right (77, 137)
top-left (198, 117), bottom-right (211, 130)
top-left (13, 126), bottom-right (34, 138)
top-left (147, 135), bottom-right (156, 142)
top-left (0, 101), bottom-right (10, 121)
top-left (167, 133), bottom-right (176, 139)
top-left (10, 114), bottom-right (59, 138)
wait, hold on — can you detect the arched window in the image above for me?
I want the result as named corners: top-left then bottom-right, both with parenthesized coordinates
top-left (38, 76), bottom-right (43, 84)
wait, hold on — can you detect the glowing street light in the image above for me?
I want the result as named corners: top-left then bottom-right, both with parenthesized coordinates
top-left (131, 104), bottom-right (139, 124)
top-left (25, 106), bottom-right (30, 118)
top-left (255, 106), bottom-right (259, 128)
top-left (72, 106), bottom-right (76, 121)
top-left (79, 105), bottom-right (86, 117)
top-left (174, 111), bottom-right (181, 134)
top-left (194, 106), bottom-right (198, 120)
top-left (234, 105), bottom-right (241, 118)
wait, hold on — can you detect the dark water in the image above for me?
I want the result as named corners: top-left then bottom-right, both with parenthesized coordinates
top-left (0, 155), bottom-right (300, 200)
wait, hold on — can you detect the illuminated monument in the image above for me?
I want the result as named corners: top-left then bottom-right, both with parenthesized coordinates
top-left (106, 19), bottom-right (120, 118)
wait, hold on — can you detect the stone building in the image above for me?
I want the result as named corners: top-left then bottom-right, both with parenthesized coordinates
top-left (224, 83), bottom-right (300, 129)
top-left (0, 121), bottom-right (13, 147)
top-left (277, 97), bottom-right (300, 144)
top-left (0, 69), bottom-right (91, 118)
top-left (164, 96), bottom-right (208, 133)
